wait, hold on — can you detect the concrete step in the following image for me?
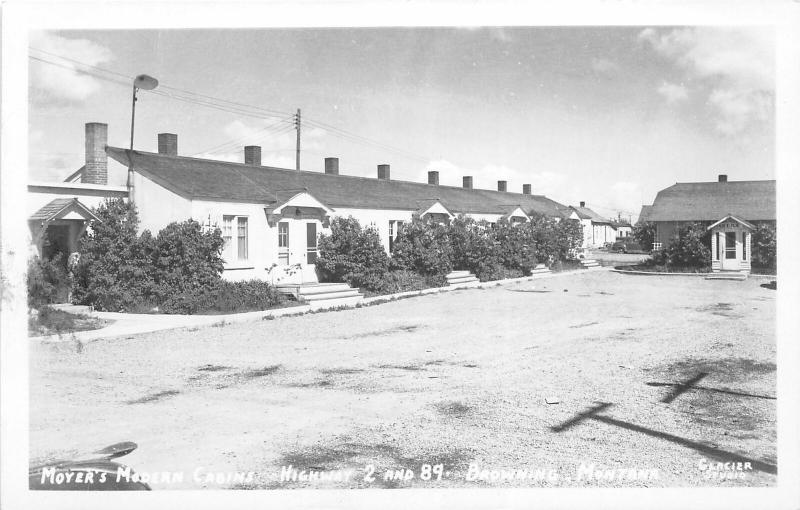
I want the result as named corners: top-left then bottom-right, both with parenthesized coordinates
top-left (705, 272), bottom-right (748, 281)
top-left (277, 282), bottom-right (352, 299)
top-left (300, 289), bottom-right (363, 302)
top-left (447, 270), bottom-right (472, 278)
top-left (447, 275), bottom-right (479, 285)
top-left (295, 283), bottom-right (353, 296)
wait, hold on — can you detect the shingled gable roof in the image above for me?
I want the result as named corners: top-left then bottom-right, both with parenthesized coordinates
top-left (29, 198), bottom-right (100, 223)
top-left (106, 147), bottom-right (567, 217)
top-left (570, 205), bottom-right (612, 224)
top-left (646, 180), bottom-right (776, 222)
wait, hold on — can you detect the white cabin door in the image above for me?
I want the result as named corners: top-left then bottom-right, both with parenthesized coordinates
top-left (721, 231), bottom-right (739, 270)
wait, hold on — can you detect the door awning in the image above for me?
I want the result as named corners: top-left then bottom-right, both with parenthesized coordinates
top-left (707, 215), bottom-right (755, 231)
top-left (264, 190), bottom-right (334, 224)
top-left (29, 198), bottom-right (100, 225)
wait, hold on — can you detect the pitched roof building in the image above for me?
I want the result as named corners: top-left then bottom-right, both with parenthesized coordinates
top-left (645, 178), bottom-right (775, 223)
top-left (29, 122), bottom-right (574, 284)
top-left (640, 174), bottom-right (776, 273)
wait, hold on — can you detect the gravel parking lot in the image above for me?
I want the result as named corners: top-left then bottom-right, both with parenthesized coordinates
top-left (29, 270), bottom-right (777, 489)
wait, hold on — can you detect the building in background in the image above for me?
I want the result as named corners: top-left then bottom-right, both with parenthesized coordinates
top-left (641, 175), bottom-right (776, 273)
top-left (567, 202), bottom-right (616, 248)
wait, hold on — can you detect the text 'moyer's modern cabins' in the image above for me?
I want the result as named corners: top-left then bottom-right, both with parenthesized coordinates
top-left (639, 174), bottom-right (776, 273)
top-left (28, 122), bottom-right (571, 284)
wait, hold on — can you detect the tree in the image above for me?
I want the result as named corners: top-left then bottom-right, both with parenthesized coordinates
top-left (72, 198), bottom-right (158, 311)
top-left (665, 222), bottom-right (711, 268)
top-left (316, 216), bottom-right (390, 287)
top-left (633, 221), bottom-right (656, 252)
top-left (391, 217), bottom-right (454, 276)
top-left (152, 219), bottom-right (225, 297)
top-left (751, 223), bottom-right (776, 269)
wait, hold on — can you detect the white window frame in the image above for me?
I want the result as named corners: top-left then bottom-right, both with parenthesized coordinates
top-left (222, 214), bottom-right (249, 264)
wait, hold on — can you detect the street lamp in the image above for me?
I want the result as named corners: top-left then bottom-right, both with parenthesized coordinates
top-left (127, 74), bottom-right (159, 200)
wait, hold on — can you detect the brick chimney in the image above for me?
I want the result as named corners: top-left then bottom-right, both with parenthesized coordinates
top-left (324, 157), bottom-right (339, 175)
top-left (522, 184), bottom-right (531, 195)
top-left (158, 133), bottom-right (178, 156)
top-left (244, 146), bottom-right (261, 166)
top-left (378, 164), bottom-right (390, 180)
top-left (83, 122), bottom-right (108, 185)
top-left (580, 201), bottom-right (586, 208)
top-left (497, 180), bottom-right (507, 192)
top-left (463, 176), bottom-right (473, 189)
top-left (428, 171), bottom-right (439, 185)
top-left (718, 174), bottom-right (728, 182)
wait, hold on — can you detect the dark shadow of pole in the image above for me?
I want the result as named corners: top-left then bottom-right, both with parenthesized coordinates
top-left (659, 372), bottom-right (708, 403)
top-left (550, 402), bottom-right (777, 475)
top-left (591, 414), bottom-right (777, 475)
top-left (646, 382), bottom-right (776, 401)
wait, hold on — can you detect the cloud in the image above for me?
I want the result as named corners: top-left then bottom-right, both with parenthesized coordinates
top-left (657, 81), bottom-right (689, 103)
top-left (195, 119), bottom-right (324, 168)
top-left (639, 27), bottom-right (774, 135)
top-left (29, 31), bottom-right (114, 103)
top-left (591, 58), bottom-right (619, 76)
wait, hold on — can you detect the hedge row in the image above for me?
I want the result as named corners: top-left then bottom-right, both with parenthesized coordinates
top-left (316, 214), bottom-right (584, 293)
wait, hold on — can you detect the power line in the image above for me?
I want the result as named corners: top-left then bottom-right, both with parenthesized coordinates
top-left (29, 49), bottom-right (438, 165)
top-left (191, 116), bottom-right (295, 156)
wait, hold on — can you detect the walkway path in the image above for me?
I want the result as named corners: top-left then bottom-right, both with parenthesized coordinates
top-left (35, 267), bottom-right (607, 343)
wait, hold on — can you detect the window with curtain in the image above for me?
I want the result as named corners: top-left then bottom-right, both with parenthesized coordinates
top-left (222, 215), bottom-right (234, 261)
top-left (237, 217), bottom-right (248, 261)
top-left (221, 215), bottom-right (248, 262)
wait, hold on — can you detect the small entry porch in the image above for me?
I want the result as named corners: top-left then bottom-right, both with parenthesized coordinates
top-left (708, 215), bottom-right (754, 274)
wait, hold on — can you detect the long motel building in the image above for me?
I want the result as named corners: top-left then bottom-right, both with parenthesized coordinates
top-left (29, 122), bottom-right (578, 284)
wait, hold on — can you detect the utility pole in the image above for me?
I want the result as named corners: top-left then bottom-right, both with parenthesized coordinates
top-left (295, 108), bottom-right (301, 171)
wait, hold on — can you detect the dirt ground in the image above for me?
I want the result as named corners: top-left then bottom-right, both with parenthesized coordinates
top-left (29, 270), bottom-right (777, 489)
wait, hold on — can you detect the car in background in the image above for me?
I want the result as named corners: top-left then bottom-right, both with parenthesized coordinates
top-left (610, 240), bottom-right (646, 254)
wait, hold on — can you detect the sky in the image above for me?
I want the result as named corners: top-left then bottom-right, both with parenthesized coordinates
top-left (28, 26), bottom-right (775, 221)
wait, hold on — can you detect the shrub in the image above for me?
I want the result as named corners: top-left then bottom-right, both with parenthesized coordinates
top-left (358, 269), bottom-right (446, 296)
top-left (633, 221), bottom-right (656, 252)
top-left (27, 254), bottom-right (70, 307)
top-left (159, 279), bottom-right (287, 315)
top-left (446, 216), bottom-right (502, 279)
top-left (524, 213), bottom-right (583, 265)
top-left (391, 218), bottom-right (454, 276)
top-left (751, 223), bottom-right (776, 269)
top-left (72, 198), bottom-right (158, 311)
top-left (649, 249), bottom-right (668, 266)
top-left (665, 222), bottom-right (711, 268)
top-left (152, 219), bottom-right (225, 299)
top-left (493, 220), bottom-right (537, 275)
top-left (316, 216), bottom-right (390, 291)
